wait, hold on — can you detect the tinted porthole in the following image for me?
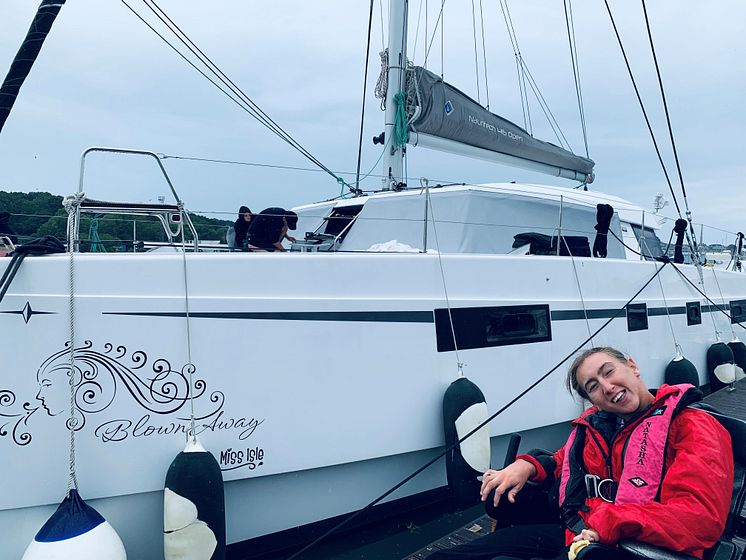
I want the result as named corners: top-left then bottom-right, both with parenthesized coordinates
top-left (435, 305), bottom-right (551, 352)
top-left (729, 299), bottom-right (746, 324)
top-left (686, 301), bottom-right (702, 326)
top-left (626, 303), bottom-right (648, 332)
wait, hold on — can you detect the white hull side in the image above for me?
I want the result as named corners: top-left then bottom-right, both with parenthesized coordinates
top-left (1, 252), bottom-right (744, 557)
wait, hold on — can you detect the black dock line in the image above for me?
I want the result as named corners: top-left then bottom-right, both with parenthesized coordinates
top-left (285, 260), bottom-right (670, 559)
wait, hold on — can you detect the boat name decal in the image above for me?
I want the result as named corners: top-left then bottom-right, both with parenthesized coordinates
top-left (94, 411), bottom-right (263, 443)
top-left (218, 445), bottom-right (266, 472)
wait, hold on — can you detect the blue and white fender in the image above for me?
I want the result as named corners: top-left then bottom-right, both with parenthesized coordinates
top-left (22, 489), bottom-right (126, 560)
top-left (707, 341), bottom-right (736, 393)
top-left (443, 376), bottom-right (491, 503)
top-left (664, 353), bottom-right (699, 387)
top-left (164, 438), bottom-right (225, 560)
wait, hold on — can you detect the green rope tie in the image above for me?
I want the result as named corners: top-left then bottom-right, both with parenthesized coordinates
top-left (393, 92), bottom-right (409, 146)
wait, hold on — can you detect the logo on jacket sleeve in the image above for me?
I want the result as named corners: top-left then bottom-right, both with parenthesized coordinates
top-left (650, 405), bottom-right (667, 416)
top-left (628, 477), bottom-right (648, 488)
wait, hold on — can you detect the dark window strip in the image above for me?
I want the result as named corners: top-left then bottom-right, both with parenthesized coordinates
top-left (103, 310), bottom-right (435, 323)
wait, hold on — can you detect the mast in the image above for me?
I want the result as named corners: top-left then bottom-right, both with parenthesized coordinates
top-left (382, 0), bottom-right (408, 190)
top-left (0, 0), bottom-right (67, 135)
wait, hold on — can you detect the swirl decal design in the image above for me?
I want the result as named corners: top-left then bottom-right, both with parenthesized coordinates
top-left (1, 341), bottom-right (227, 446)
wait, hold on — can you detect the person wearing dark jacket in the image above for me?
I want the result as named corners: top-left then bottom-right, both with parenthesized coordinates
top-left (0, 211), bottom-right (18, 244)
top-left (233, 206), bottom-right (252, 250)
top-left (247, 207), bottom-right (297, 251)
top-left (428, 347), bottom-right (733, 560)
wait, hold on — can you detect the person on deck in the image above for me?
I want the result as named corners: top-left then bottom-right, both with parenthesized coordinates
top-left (0, 211), bottom-right (18, 244)
top-left (247, 207), bottom-right (297, 252)
top-left (232, 206), bottom-right (252, 250)
top-left (428, 346), bottom-right (733, 560)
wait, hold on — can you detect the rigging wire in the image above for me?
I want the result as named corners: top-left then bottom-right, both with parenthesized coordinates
top-left (423, 0), bottom-right (446, 71)
top-left (602, 2), bottom-right (688, 224)
top-left (640, 0), bottom-right (701, 263)
top-left (141, 0), bottom-right (342, 183)
top-left (470, 0), bottom-right (482, 104)
top-left (441, 0), bottom-right (445, 78)
top-left (354, 0), bottom-right (377, 194)
top-left (479, 0), bottom-right (490, 109)
top-left (518, 62), bottom-right (572, 150)
top-left (563, 0), bottom-right (589, 158)
top-left (119, 0), bottom-right (350, 191)
top-left (498, 0), bottom-right (531, 132)
top-left (410, 0), bottom-right (426, 62)
top-left (379, 0), bottom-right (386, 51)
top-left (497, 1), bottom-right (572, 151)
top-left (285, 261), bottom-right (672, 560)
top-left (671, 263), bottom-right (746, 332)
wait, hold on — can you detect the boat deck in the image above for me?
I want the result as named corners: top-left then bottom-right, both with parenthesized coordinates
top-left (400, 379), bottom-right (746, 560)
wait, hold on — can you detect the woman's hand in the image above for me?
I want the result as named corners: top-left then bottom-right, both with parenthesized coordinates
top-left (480, 459), bottom-right (536, 506)
top-left (573, 528), bottom-right (600, 543)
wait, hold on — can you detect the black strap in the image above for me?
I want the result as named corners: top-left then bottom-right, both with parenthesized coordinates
top-left (672, 219), bottom-right (688, 264)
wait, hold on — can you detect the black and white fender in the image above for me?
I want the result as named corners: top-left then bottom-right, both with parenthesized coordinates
top-left (707, 342), bottom-right (736, 393)
top-left (164, 438), bottom-right (226, 560)
top-left (22, 489), bottom-right (126, 560)
top-left (443, 376), bottom-right (491, 503)
top-left (727, 339), bottom-right (746, 382)
top-left (664, 353), bottom-right (699, 387)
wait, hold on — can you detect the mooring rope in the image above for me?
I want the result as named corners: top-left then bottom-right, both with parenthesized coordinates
top-left (177, 201), bottom-right (197, 442)
top-left (62, 192), bottom-right (85, 493)
top-left (710, 266), bottom-right (738, 342)
top-left (426, 181), bottom-right (463, 373)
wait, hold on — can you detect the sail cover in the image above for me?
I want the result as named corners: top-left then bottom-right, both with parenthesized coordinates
top-left (406, 66), bottom-right (594, 179)
top-left (0, 0), bottom-right (67, 134)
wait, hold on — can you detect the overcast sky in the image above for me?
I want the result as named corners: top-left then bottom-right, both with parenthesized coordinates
top-left (0, 0), bottom-right (744, 244)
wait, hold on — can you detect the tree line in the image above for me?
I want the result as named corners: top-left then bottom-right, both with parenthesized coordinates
top-left (0, 190), bottom-right (231, 251)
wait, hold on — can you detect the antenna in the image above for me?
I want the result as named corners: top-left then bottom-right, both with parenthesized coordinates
top-left (652, 193), bottom-right (668, 214)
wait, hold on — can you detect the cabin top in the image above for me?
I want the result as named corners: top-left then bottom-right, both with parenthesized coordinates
top-left (291, 183), bottom-right (665, 260)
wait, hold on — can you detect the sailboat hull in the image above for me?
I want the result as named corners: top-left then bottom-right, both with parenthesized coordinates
top-left (1, 252), bottom-right (744, 558)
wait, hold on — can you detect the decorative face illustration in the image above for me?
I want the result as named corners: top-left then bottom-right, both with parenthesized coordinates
top-left (36, 363), bottom-right (74, 416)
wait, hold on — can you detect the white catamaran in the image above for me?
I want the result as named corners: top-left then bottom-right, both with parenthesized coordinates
top-left (1, 1), bottom-right (745, 559)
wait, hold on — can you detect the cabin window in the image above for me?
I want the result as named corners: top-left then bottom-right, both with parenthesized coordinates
top-left (630, 225), bottom-right (664, 260)
top-left (511, 232), bottom-right (590, 257)
top-left (686, 301), bottom-right (702, 326)
top-left (729, 299), bottom-right (746, 324)
top-left (626, 303), bottom-right (648, 331)
top-left (434, 304), bottom-right (552, 351)
top-left (320, 205), bottom-right (364, 240)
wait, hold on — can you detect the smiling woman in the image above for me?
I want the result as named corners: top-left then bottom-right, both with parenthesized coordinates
top-left (567, 346), bottom-right (655, 420)
top-left (428, 346), bottom-right (734, 560)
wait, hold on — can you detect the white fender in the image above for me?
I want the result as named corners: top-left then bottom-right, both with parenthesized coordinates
top-left (22, 489), bottom-right (126, 560)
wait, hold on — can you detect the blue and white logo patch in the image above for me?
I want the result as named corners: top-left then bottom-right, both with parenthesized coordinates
top-left (444, 100), bottom-right (454, 115)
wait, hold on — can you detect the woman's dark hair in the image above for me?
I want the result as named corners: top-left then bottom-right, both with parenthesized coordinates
top-left (238, 206), bottom-right (251, 216)
top-left (566, 346), bottom-right (627, 399)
